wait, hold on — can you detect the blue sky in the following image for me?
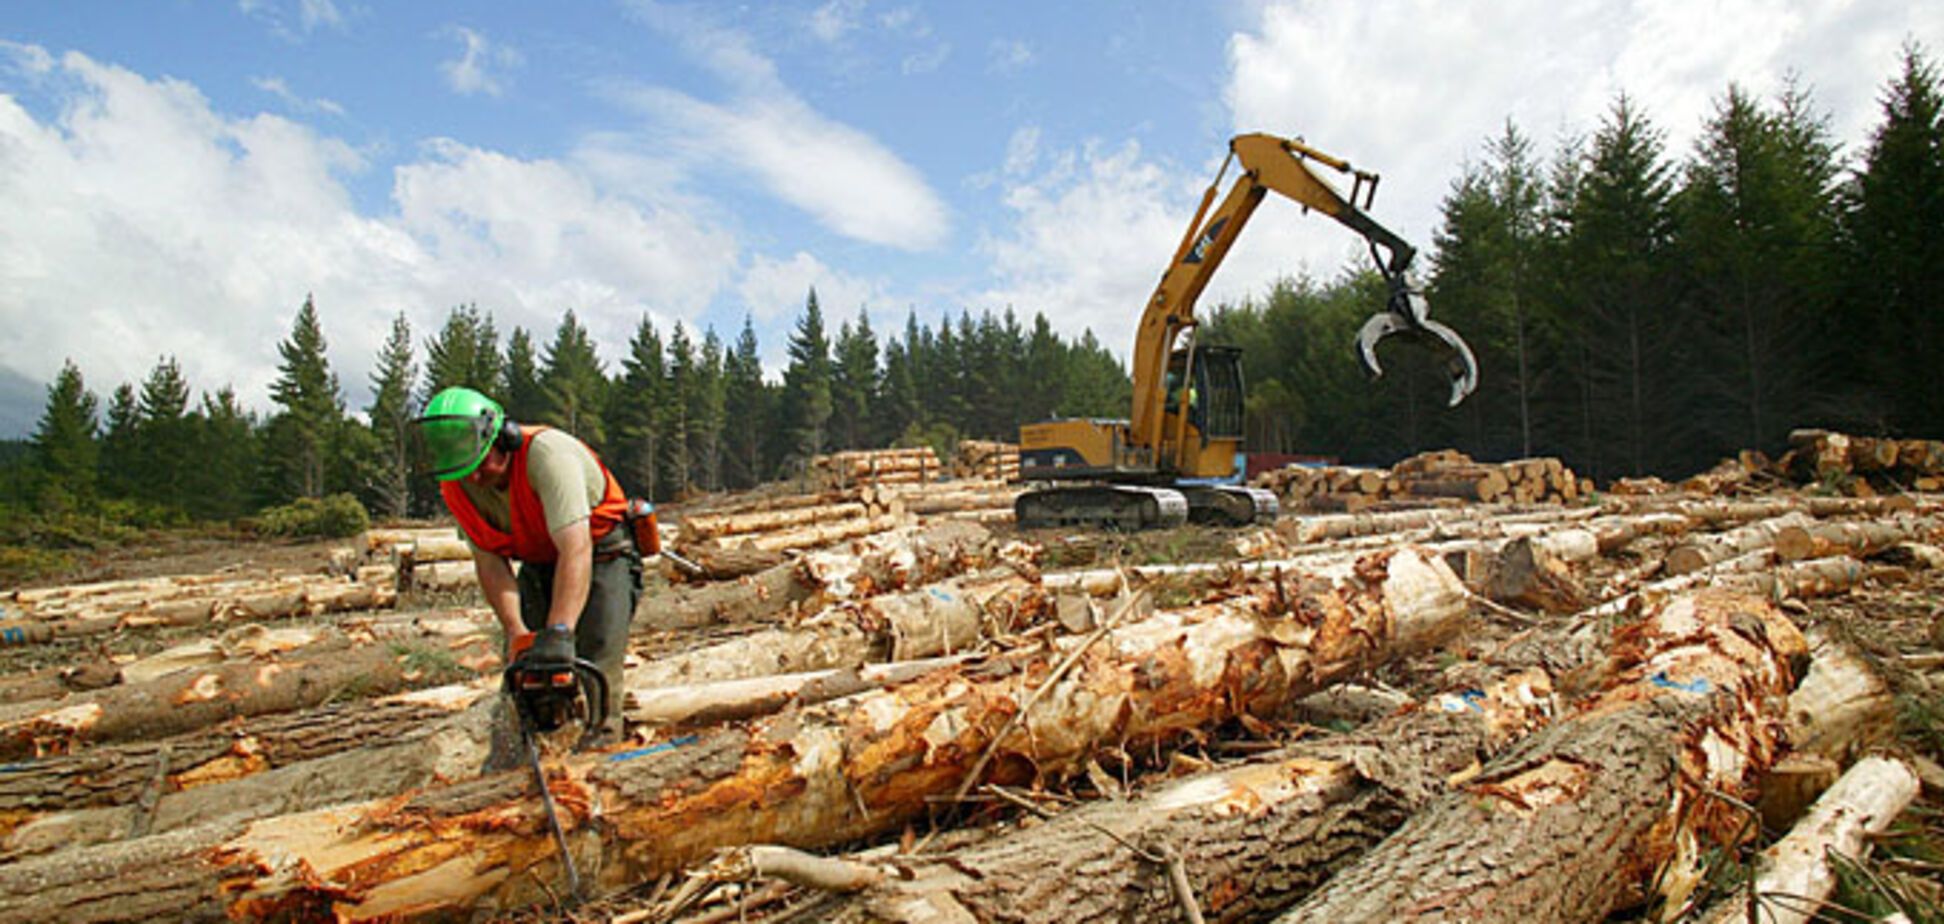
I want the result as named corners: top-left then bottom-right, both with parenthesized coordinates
top-left (1, 0), bottom-right (1936, 437)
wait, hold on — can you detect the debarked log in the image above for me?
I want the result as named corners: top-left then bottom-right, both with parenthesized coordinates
top-left (1696, 755), bottom-right (1920, 924)
top-left (0, 628), bottom-right (496, 760)
top-left (634, 522), bottom-right (998, 632)
top-left (625, 570), bottom-right (1052, 701)
top-left (828, 669), bottom-right (1556, 924)
top-left (1276, 589), bottom-right (1807, 923)
top-left (0, 547), bottom-right (1469, 922)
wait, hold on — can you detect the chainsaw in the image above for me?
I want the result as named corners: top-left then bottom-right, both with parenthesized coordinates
top-left (503, 654), bottom-right (609, 902)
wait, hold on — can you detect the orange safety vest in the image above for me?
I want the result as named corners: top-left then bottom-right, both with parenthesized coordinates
top-left (441, 426), bottom-right (627, 564)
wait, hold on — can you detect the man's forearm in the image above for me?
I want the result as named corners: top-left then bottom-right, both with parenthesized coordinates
top-left (470, 548), bottom-right (524, 637)
top-left (544, 520), bottom-right (594, 631)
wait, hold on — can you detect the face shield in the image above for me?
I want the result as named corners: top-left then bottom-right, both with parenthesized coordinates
top-left (412, 411), bottom-right (497, 481)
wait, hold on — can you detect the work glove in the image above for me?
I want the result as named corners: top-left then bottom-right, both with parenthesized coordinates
top-left (523, 625), bottom-right (577, 668)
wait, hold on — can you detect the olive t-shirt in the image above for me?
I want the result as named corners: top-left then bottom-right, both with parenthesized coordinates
top-left (455, 429), bottom-right (626, 554)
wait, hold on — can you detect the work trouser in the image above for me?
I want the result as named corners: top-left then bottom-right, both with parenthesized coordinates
top-left (516, 547), bottom-right (641, 738)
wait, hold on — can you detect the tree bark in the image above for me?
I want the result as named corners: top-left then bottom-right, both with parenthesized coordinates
top-left (0, 627), bottom-right (495, 759)
top-left (634, 522), bottom-right (996, 632)
top-left (0, 547), bottom-right (1468, 923)
top-left (1664, 512), bottom-right (1814, 576)
top-left (0, 685), bottom-right (497, 859)
top-left (1276, 590), bottom-right (1807, 923)
top-left (828, 668), bottom-right (1556, 924)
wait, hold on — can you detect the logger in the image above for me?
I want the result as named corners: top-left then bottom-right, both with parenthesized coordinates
top-left (1015, 132), bottom-right (1479, 529)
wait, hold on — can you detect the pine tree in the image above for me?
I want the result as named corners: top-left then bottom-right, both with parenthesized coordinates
top-left (422, 304), bottom-right (502, 401)
top-left (831, 307), bottom-right (880, 450)
top-left (539, 310), bottom-right (609, 448)
top-left (1846, 44), bottom-right (1944, 434)
top-left (1562, 95), bottom-right (1681, 477)
top-left (776, 289), bottom-right (833, 467)
top-left (502, 327), bottom-right (547, 422)
top-left (662, 323), bottom-right (695, 496)
top-left (187, 387), bottom-right (257, 521)
top-left (612, 316), bottom-right (666, 499)
top-left (31, 359), bottom-right (99, 508)
top-left (98, 383), bottom-right (140, 501)
top-left (1676, 82), bottom-right (1841, 451)
top-left (137, 355), bottom-right (195, 510)
top-left (365, 313), bottom-right (417, 520)
top-left (690, 329), bottom-right (727, 491)
top-left (264, 295), bottom-right (345, 500)
top-left (721, 317), bottom-right (768, 488)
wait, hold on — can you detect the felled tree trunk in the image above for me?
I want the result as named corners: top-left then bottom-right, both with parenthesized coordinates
top-left (829, 669), bottom-right (1556, 924)
top-left (635, 522), bottom-right (997, 631)
top-left (1277, 590), bottom-right (1807, 923)
top-left (1664, 513), bottom-right (1814, 575)
top-left (625, 570), bottom-right (1051, 699)
top-left (0, 628), bottom-right (495, 759)
top-left (0, 684), bottom-right (497, 859)
top-left (0, 547), bottom-right (1468, 923)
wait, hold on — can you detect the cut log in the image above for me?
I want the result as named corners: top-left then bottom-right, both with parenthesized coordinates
top-left (624, 570), bottom-right (1051, 703)
top-left (829, 669), bottom-right (1557, 923)
top-left (0, 628), bottom-right (496, 759)
top-left (627, 654), bottom-right (980, 727)
top-left (1483, 536), bottom-right (1588, 613)
top-left (1664, 512), bottom-right (1814, 576)
top-left (0, 547), bottom-right (1469, 922)
top-left (0, 684), bottom-right (497, 859)
top-left (633, 522), bottom-right (998, 632)
top-left (681, 502), bottom-right (870, 542)
top-left (1696, 756), bottom-right (1920, 924)
top-left (1278, 590), bottom-right (1807, 923)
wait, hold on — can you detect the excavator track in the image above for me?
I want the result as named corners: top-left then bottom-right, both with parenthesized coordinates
top-left (1014, 485), bottom-right (1189, 530)
top-left (1179, 485), bottom-right (1279, 526)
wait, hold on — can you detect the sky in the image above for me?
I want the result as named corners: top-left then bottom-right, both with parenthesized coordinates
top-left (1, 0), bottom-right (1937, 438)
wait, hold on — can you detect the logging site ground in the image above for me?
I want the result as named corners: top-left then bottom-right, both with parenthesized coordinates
top-left (3, 433), bottom-right (1944, 923)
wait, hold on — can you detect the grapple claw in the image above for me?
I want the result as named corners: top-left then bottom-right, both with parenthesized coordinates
top-left (1355, 275), bottom-right (1479, 407)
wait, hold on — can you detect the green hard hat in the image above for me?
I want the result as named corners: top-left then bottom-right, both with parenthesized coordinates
top-left (415, 387), bottom-right (505, 481)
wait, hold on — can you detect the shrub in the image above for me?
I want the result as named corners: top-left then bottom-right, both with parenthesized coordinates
top-left (256, 493), bottom-right (371, 539)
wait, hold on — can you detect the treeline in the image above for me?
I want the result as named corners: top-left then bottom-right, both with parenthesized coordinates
top-left (2, 290), bottom-right (1130, 524)
top-left (1208, 47), bottom-right (1943, 481)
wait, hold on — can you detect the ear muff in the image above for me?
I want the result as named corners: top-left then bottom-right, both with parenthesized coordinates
top-left (496, 417), bottom-right (523, 453)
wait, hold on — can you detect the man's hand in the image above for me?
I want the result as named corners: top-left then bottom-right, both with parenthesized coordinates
top-left (525, 625), bottom-right (577, 668)
top-left (507, 630), bottom-right (537, 661)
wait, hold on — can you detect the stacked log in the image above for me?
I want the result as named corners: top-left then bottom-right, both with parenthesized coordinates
top-left (1253, 451), bottom-right (1586, 511)
top-left (812, 446), bottom-right (943, 487)
top-left (1778, 429), bottom-right (1944, 493)
top-left (957, 439), bottom-right (1019, 481)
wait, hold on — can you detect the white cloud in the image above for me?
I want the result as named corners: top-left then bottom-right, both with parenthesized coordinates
top-left (298, 0), bottom-right (345, 32)
top-left (438, 25), bottom-right (522, 98)
top-left (1224, 0), bottom-right (1943, 279)
top-left (0, 48), bottom-right (740, 417)
top-left (251, 75), bottom-right (344, 116)
top-left (988, 38), bottom-right (1034, 76)
top-left (974, 140), bottom-right (1207, 353)
top-left (736, 251), bottom-right (886, 325)
top-left (810, 0), bottom-right (865, 43)
top-left (611, 9), bottom-right (951, 250)
top-left (1003, 125), bottom-right (1040, 177)
top-left (901, 43), bottom-right (951, 75)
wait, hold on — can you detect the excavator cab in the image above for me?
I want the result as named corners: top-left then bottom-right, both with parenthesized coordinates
top-left (1164, 345), bottom-right (1246, 444)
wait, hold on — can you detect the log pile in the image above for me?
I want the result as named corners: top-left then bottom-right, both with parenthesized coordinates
top-left (812, 446), bottom-right (944, 487)
top-left (956, 439), bottom-right (1019, 481)
top-left (1, 440), bottom-right (1940, 924)
top-left (1777, 428), bottom-right (1944, 493)
top-left (1253, 449), bottom-right (1589, 511)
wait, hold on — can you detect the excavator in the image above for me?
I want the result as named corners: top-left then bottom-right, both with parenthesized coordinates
top-left (1014, 132), bottom-right (1480, 529)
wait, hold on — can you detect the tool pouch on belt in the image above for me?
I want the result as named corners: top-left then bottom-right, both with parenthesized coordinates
top-left (623, 498), bottom-right (662, 556)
